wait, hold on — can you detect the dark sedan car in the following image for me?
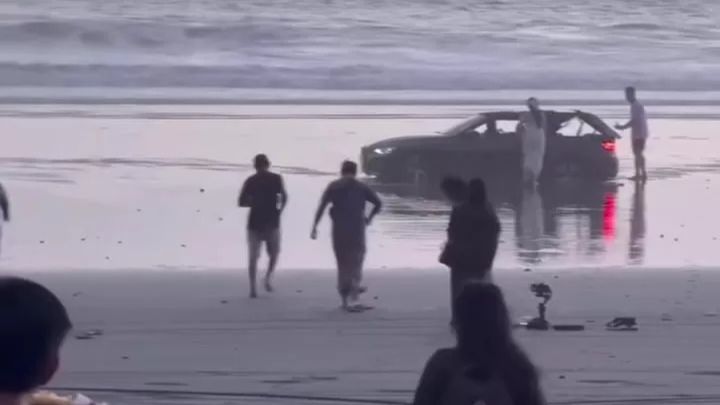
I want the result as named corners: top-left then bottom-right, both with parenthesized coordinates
top-left (361, 110), bottom-right (620, 182)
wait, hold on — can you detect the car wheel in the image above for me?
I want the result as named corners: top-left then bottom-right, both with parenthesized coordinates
top-left (406, 154), bottom-right (428, 184)
top-left (376, 161), bottom-right (407, 183)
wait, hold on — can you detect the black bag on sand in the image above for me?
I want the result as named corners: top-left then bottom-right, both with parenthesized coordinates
top-left (442, 365), bottom-right (513, 405)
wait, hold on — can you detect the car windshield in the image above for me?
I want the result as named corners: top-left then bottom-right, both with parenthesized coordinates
top-left (441, 114), bottom-right (487, 136)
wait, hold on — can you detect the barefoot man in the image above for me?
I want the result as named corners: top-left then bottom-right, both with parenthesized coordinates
top-left (615, 86), bottom-right (649, 180)
top-left (238, 154), bottom-right (287, 298)
top-left (311, 161), bottom-right (382, 311)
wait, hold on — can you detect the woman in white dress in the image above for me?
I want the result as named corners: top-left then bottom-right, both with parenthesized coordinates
top-left (518, 98), bottom-right (546, 187)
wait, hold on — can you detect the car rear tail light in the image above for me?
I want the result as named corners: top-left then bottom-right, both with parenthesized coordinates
top-left (601, 140), bottom-right (616, 153)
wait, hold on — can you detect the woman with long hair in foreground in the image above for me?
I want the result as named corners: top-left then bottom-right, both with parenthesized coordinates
top-left (413, 282), bottom-right (545, 405)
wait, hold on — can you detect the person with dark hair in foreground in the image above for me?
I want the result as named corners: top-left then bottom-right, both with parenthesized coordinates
top-left (0, 183), bottom-right (9, 258)
top-left (311, 160), bottom-right (382, 311)
top-left (413, 282), bottom-right (545, 405)
top-left (0, 277), bottom-right (72, 405)
top-left (440, 178), bottom-right (500, 323)
top-left (239, 154), bottom-right (288, 298)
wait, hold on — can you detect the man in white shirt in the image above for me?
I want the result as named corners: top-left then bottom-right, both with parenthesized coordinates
top-left (615, 86), bottom-right (649, 180)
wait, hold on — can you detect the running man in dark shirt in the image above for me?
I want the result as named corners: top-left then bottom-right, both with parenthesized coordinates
top-left (311, 161), bottom-right (382, 310)
top-left (238, 154), bottom-right (287, 298)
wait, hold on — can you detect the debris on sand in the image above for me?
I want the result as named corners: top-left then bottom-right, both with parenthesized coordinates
top-left (74, 329), bottom-right (104, 341)
top-left (606, 317), bottom-right (638, 331)
top-left (661, 313), bottom-right (673, 322)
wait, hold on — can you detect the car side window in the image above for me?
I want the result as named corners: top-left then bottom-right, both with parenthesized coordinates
top-left (495, 120), bottom-right (519, 135)
top-left (556, 116), bottom-right (587, 137)
top-left (460, 123), bottom-right (487, 138)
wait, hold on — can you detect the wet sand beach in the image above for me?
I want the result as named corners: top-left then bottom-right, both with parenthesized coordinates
top-left (2, 1), bottom-right (720, 404)
top-left (1, 103), bottom-right (720, 270)
top-left (30, 269), bottom-right (720, 405)
top-left (1, 101), bottom-right (720, 404)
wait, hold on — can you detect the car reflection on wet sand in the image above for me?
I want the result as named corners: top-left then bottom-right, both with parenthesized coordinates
top-left (368, 177), bottom-right (634, 266)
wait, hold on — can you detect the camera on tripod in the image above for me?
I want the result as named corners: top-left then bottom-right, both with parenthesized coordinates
top-left (519, 282), bottom-right (584, 332)
top-left (526, 283), bottom-right (552, 330)
top-left (530, 283), bottom-right (552, 302)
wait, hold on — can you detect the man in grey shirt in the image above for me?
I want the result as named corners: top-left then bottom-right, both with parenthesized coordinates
top-left (311, 161), bottom-right (382, 311)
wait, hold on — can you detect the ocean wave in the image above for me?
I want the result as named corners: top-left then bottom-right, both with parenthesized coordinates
top-left (0, 19), bottom-right (309, 50)
top-left (605, 22), bottom-right (665, 31)
top-left (1, 62), bottom-right (720, 91)
top-left (0, 0), bottom-right (717, 91)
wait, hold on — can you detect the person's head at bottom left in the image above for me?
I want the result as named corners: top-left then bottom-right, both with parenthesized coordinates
top-left (0, 277), bottom-right (72, 403)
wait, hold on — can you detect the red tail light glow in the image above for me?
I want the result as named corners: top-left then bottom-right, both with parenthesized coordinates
top-left (603, 192), bottom-right (616, 242)
top-left (601, 140), bottom-right (616, 154)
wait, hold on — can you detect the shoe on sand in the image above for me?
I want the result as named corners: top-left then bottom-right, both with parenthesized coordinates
top-left (606, 317), bottom-right (638, 331)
